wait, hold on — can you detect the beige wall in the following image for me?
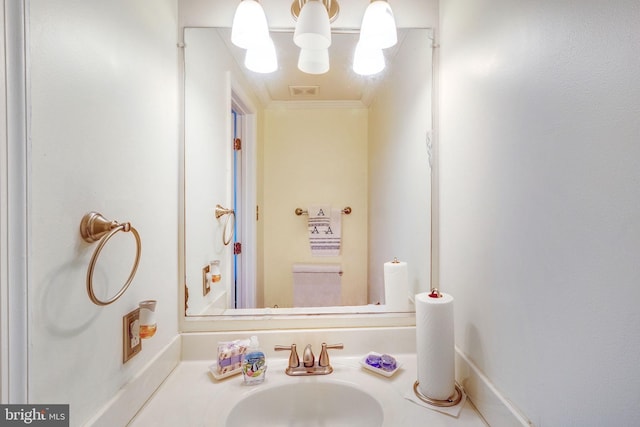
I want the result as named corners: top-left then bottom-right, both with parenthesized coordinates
top-left (262, 107), bottom-right (368, 307)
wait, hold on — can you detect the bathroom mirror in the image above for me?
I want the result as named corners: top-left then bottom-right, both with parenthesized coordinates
top-left (182, 26), bottom-right (434, 318)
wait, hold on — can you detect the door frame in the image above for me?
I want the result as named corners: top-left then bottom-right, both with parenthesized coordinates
top-left (1, 0), bottom-right (29, 403)
top-left (229, 77), bottom-right (257, 309)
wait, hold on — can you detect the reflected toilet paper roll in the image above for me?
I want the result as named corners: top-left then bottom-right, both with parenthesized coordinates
top-left (415, 291), bottom-right (455, 400)
top-left (383, 259), bottom-right (409, 310)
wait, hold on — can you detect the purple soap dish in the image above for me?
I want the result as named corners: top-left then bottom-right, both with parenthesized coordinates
top-left (360, 352), bottom-right (401, 377)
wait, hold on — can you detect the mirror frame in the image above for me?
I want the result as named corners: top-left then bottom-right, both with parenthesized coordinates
top-left (178, 27), bottom-right (439, 332)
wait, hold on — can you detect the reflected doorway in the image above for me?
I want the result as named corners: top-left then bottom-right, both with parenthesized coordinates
top-left (231, 107), bottom-right (243, 308)
top-left (231, 91), bottom-right (257, 309)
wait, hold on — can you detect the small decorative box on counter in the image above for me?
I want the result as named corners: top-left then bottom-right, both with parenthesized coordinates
top-left (210, 339), bottom-right (250, 379)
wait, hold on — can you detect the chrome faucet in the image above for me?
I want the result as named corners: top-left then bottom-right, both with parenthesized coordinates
top-left (275, 343), bottom-right (343, 376)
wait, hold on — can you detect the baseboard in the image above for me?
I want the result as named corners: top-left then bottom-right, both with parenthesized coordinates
top-left (455, 347), bottom-right (532, 427)
top-left (84, 336), bottom-right (181, 427)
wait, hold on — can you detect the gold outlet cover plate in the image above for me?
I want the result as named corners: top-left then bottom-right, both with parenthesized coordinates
top-left (202, 264), bottom-right (211, 296)
top-left (123, 308), bottom-right (141, 363)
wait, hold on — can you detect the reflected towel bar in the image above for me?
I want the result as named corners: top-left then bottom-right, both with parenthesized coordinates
top-left (295, 207), bottom-right (352, 216)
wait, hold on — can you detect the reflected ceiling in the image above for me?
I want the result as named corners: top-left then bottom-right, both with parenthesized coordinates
top-left (217, 28), bottom-right (408, 105)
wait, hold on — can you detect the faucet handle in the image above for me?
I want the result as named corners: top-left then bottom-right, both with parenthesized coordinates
top-left (302, 344), bottom-right (315, 367)
top-left (275, 344), bottom-right (300, 368)
top-left (318, 343), bottom-right (343, 367)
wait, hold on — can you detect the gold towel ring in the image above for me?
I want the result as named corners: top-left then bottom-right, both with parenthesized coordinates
top-left (80, 212), bottom-right (142, 306)
top-left (215, 204), bottom-right (236, 246)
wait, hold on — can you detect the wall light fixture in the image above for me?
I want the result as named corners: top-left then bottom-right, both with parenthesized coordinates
top-left (230, 0), bottom-right (397, 76)
top-left (231, 0), bottom-right (278, 73)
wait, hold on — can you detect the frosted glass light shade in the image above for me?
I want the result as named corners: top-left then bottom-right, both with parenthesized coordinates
top-left (245, 38), bottom-right (278, 73)
top-left (293, 0), bottom-right (331, 49)
top-left (298, 48), bottom-right (330, 74)
top-left (231, 0), bottom-right (270, 49)
top-left (359, 0), bottom-right (397, 49)
top-left (353, 41), bottom-right (385, 75)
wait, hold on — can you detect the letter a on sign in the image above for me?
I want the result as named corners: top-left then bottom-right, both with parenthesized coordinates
top-left (311, 226), bottom-right (319, 234)
top-left (316, 209), bottom-right (325, 216)
top-left (325, 226), bottom-right (333, 234)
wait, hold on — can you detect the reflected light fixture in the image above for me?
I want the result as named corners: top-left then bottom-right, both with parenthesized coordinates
top-left (352, 0), bottom-right (397, 75)
top-left (359, 0), bottom-right (397, 49)
top-left (291, 0), bottom-right (339, 74)
top-left (298, 48), bottom-right (330, 74)
top-left (353, 41), bottom-right (385, 76)
top-left (245, 38), bottom-right (278, 73)
top-left (231, 0), bottom-right (278, 73)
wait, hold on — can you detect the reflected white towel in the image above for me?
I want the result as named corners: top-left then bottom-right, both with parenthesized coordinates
top-left (292, 263), bottom-right (342, 307)
top-left (308, 206), bottom-right (341, 256)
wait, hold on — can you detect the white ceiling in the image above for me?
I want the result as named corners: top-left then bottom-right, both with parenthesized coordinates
top-left (180, 0), bottom-right (437, 105)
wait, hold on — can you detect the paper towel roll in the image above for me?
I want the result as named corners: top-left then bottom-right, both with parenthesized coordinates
top-left (383, 260), bottom-right (409, 310)
top-left (415, 291), bottom-right (455, 400)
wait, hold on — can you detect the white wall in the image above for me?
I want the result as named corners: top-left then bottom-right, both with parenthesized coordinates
top-left (183, 28), bottom-right (232, 315)
top-left (28, 1), bottom-right (179, 425)
top-left (368, 29), bottom-right (433, 305)
top-left (439, 0), bottom-right (640, 425)
top-left (182, 27), bottom-right (263, 315)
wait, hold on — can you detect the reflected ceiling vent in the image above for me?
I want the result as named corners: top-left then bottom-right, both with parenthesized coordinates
top-left (289, 85), bottom-right (320, 96)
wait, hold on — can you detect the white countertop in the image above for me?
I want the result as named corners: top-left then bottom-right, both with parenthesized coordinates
top-left (129, 353), bottom-right (489, 427)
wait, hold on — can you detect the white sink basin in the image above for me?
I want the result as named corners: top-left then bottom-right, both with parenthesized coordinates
top-left (225, 381), bottom-right (384, 427)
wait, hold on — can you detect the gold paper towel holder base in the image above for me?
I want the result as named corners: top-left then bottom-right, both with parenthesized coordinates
top-left (413, 381), bottom-right (463, 407)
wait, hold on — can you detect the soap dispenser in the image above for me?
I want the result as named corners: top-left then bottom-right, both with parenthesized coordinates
top-left (242, 336), bottom-right (267, 385)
